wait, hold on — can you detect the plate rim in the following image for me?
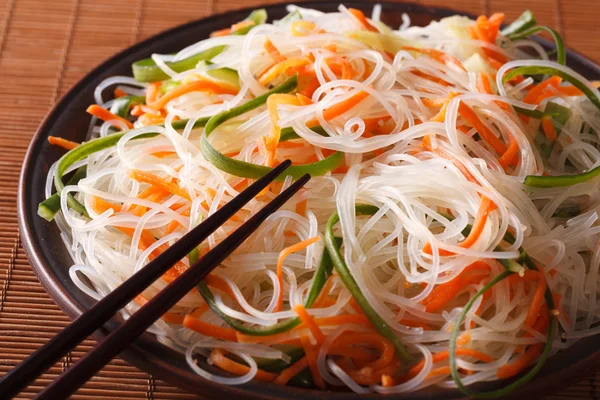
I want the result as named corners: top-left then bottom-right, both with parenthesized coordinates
top-left (16, 1), bottom-right (600, 399)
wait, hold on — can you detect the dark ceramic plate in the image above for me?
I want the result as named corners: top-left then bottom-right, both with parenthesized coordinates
top-left (17, 1), bottom-right (600, 399)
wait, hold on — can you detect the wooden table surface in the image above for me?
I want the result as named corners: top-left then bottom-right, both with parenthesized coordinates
top-left (0, 0), bottom-right (598, 398)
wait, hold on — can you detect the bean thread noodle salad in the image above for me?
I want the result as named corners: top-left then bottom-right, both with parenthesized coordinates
top-left (41, 4), bottom-right (600, 397)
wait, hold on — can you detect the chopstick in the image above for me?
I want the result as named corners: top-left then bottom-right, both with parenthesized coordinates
top-left (1, 160), bottom-right (306, 399)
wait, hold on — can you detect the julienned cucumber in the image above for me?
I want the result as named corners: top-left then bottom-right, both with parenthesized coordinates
top-left (131, 9), bottom-right (267, 82)
top-left (132, 47), bottom-right (226, 83)
top-left (196, 241), bottom-right (339, 336)
top-left (324, 204), bottom-right (414, 363)
top-left (160, 62), bottom-right (240, 94)
top-left (201, 75), bottom-right (344, 181)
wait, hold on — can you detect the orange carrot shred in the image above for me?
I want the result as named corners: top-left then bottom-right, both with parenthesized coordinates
top-left (128, 170), bottom-right (191, 201)
top-left (86, 104), bottom-right (134, 129)
top-left (496, 344), bottom-right (543, 379)
top-left (149, 79), bottom-right (237, 110)
top-left (541, 116), bottom-right (558, 142)
top-left (183, 315), bottom-right (238, 342)
top-left (210, 348), bottom-right (277, 381)
top-left (306, 90), bottom-right (370, 128)
top-left (275, 236), bottom-right (321, 311)
top-left (274, 357), bottom-right (309, 385)
top-left (48, 136), bottom-right (79, 150)
top-left (458, 102), bottom-right (507, 155)
top-left (348, 8), bottom-right (378, 32)
top-left (113, 87), bottom-right (127, 98)
top-left (294, 304), bottom-right (325, 344)
top-left (300, 336), bottom-right (326, 389)
top-left (407, 348), bottom-right (493, 379)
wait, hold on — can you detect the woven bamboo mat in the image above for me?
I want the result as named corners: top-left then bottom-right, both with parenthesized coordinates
top-left (0, 0), bottom-right (598, 398)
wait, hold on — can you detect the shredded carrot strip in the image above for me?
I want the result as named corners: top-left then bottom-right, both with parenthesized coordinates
top-left (497, 344), bottom-right (543, 379)
top-left (534, 85), bottom-right (585, 104)
top-left (423, 195), bottom-right (495, 256)
top-left (48, 136), bottom-right (79, 150)
top-left (145, 82), bottom-right (162, 105)
top-left (296, 93), bottom-right (313, 105)
top-left (294, 304), bottom-right (325, 344)
top-left (458, 102), bottom-right (507, 155)
top-left (264, 38), bottom-right (285, 63)
top-left (404, 46), bottom-right (466, 71)
top-left (459, 196), bottom-right (495, 248)
top-left (128, 170), bottom-right (191, 201)
top-left (204, 274), bottom-right (237, 300)
top-left (348, 8), bottom-right (378, 32)
top-left (300, 336), bottom-right (326, 389)
top-left (420, 261), bottom-right (491, 312)
top-left (523, 77), bottom-right (562, 104)
top-left (165, 207), bottom-right (191, 235)
top-left (183, 315), bottom-right (238, 342)
top-left (477, 73), bottom-right (492, 94)
top-left (426, 92), bottom-right (458, 122)
top-left (86, 104), bottom-right (134, 129)
top-left (295, 198), bottom-right (308, 216)
top-left (498, 134), bottom-right (520, 168)
top-left (264, 94), bottom-right (300, 167)
top-left (210, 349), bottom-right (277, 381)
top-left (541, 116), bottom-right (558, 142)
top-left (89, 197), bottom-right (189, 283)
top-left (507, 270), bottom-right (547, 328)
top-left (306, 90), bottom-right (370, 128)
top-left (407, 348), bottom-right (493, 379)
top-left (113, 87), bottom-right (127, 98)
top-left (275, 236), bottom-right (321, 311)
top-left (210, 20), bottom-right (255, 37)
top-left (274, 356), bottom-right (309, 385)
top-left (259, 58), bottom-right (310, 86)
top-left (189, 303), bottom-right (210, 318)
top-left (149, 79), bottom-right (237, 110)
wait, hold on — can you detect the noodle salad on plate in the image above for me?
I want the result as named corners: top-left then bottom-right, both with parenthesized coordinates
top-left (40, 4), bottom-right (600, 397)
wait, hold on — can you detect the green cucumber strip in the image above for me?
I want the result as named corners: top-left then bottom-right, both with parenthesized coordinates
top-left (503, 66), bottom-right (600, 111)
top-left (324, 204), bottom-right (414, 363)
top-left (197, 241), bottom-right (339, 337)
top-left (132, 46), bottom-right (225, 83)
top-left (160, 62), bottom-right (240, 94)
top-left (204, 76), bottom-right (299, 136)
top-left (201, 75), bottom-right (344, 181)
top-left (524, 165), bottom-right (600, 187)
top-left (501, 10), bottom-right (536, 37)
top-left (38, 166), bottom-right (87, 222)
top-left (513, 107), bottom-right (545, 119)
top-left (110, 95), bottom-right (145, 118)
top-left (507, 26), bottom-right (565, 65)
top-left (42, 113), bottom-right (324, 220)
top-left (132, 9), bottom-right (267, 82)
top-left (449, 267), bottom-right (557, 398)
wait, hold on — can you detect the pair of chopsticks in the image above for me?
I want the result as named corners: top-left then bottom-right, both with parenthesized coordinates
top-left (1, 160), bottom-right (309, 399)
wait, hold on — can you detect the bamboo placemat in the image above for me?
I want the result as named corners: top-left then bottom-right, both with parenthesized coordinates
top-left (0, 0), bottom-right (598, 398)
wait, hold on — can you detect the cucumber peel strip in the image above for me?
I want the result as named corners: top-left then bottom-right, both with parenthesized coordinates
top-left (503, 66), bottom-right (600, 111)
top-left (201, 75), bottom-right (344, 181)
top-left (196, 240), bottom-right (340, 337)
top-left (324, 204), bottom-right (414, 363)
